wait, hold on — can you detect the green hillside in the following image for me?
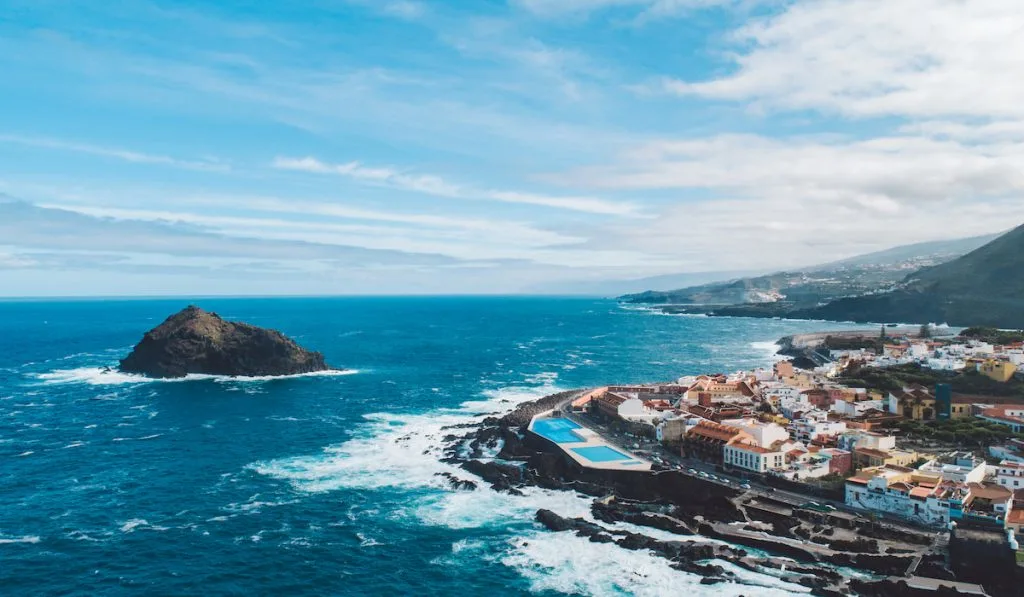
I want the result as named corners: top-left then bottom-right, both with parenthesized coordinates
top-left (798, 223), bottom-right (1024, 327)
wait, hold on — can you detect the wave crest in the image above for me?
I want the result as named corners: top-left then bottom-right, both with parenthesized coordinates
top-left (31, 367), bottom-right (359, 386)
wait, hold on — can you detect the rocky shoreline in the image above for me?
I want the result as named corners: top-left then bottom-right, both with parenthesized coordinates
top-left (440, 390), bottom-right (987, 597)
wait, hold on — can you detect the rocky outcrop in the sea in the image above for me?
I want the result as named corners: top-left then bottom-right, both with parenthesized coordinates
top-left (119, 306), bottom-right (332, 378)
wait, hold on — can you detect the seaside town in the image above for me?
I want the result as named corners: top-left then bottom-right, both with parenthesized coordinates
top-left (523, 325), bottom-right (1024, 595)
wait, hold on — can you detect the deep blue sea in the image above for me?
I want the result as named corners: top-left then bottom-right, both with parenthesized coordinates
top-left (0, 297), bottom-right (872, 596)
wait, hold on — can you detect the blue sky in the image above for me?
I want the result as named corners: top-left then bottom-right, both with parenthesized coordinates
top-left (2, 0), bottom-right (1023, 296)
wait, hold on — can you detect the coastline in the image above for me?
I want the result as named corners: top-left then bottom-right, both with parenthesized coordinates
top-left (442, 390), bottom-right (964, 596)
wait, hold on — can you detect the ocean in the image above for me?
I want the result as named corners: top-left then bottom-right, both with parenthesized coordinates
top-left (0, 297), bottom-right (871, 596)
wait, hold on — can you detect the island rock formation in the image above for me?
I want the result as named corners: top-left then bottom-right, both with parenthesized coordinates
top-left (119, 306), bottom-right (331, 378)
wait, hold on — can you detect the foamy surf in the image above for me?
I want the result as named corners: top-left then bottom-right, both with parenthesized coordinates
top-left (32, 367), bottom-right (360, 386)
top-left (499, 531), bottom-right (805, 597)
top-left (0, 534), bottom-right (41, 545)
top-left (248, 381), bottom-right (810, 593)
top-left (118, 519), bottom-right (168, 533)
top-left (749, 341), bottom-right (783, 363)
top-left (249, 383), bottom-right (562, 494)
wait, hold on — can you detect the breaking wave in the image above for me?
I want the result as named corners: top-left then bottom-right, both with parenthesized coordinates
top-left (31, 367), bottom-right (360, 386)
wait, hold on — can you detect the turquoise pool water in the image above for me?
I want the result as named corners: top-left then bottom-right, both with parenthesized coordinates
top-left (571, 446), bottom-right (634, 462)
top-left (531, 418), bottom-right (585, 444)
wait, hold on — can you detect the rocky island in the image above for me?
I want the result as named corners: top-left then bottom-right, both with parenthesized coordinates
top-left (119, 306), bottom-right (332, 378)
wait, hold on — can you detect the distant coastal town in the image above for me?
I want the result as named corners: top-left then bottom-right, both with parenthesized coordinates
top-left (514, 324), bottom-right (1024, 595)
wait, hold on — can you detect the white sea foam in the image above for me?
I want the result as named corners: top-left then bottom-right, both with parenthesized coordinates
top-left (62, 441), bottom-right (86, 449)
top-left (0, 534), bottom-right (41, 545)
top-left (251, 381), bottom-right (799, 593)
top-left (499, 531), bottom-right (803, 597)
top-left (749, 341), bottom-right (784, 363)
top-left (33, 367), bottom-right (360, 386)
top-left (249, 383), bottom-right (562, 494)
top-left (357, 532), bottom-right (383, 547)
top-left (111, 434), bottom-right (163, 442)
top-left (118, 519), bottom-right (168, 533)
top-left (523, 371), bottom-right (559, 385)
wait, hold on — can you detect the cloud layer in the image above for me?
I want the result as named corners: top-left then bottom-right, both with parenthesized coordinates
top-left (0, 0), bottom-right (1021, 295)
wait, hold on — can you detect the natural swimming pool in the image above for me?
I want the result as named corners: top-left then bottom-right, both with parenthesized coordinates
top-left (531, 418), bottom-right (585, 444)
top-left (571, 445), bottom-right (634, 462)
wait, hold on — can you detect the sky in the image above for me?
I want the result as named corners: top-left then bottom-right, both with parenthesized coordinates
top-left (2, 0), bottom-right (1024, 296)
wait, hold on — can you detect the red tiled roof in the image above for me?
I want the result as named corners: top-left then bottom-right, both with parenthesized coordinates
top-left (967, 482), bottom-right (1012, 500)
top-left (686, 420), bottom-right (744, 443)
top-left (910, 486), bottom-right (934, 499)
top-left (981, 406), bottom-right (1024, 424)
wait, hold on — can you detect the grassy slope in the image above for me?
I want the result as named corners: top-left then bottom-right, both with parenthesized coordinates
top-left (799, 223), bottom-right (1024, 327)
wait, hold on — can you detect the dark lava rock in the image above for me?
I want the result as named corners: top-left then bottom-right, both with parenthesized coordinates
top-left (435, 472), bottom-right (478, 491)
top-left (536, 509), bottom-right (574, 532)
top-left (119, 306), bottom-right (332, 378)
top-left (461, 459), bottom-right (524, 494)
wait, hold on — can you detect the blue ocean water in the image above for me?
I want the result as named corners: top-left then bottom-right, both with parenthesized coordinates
top-left (0, 297), bottom-right (871, 596)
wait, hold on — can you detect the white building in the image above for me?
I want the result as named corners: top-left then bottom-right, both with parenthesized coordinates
top-left (908, 343), bottom-right (931, 359)
top-left (838, 430), bottom-right (896, 453)
top-left (830, 399), bottom-right (884, 417)
top-left (762, 384), bottom-right (802, 405)
top-left (926, 357), bottom-right (966, 371)
top-left (724, 443), bottom-right (786, 473)
top-left (790, 412), bottom-right (847, 444)
top-left (844, 467), bottom-right (952, 527)
top-left (720, 418), bottom-right (790, 448)
top-left (917, 453), bottom-right (987, 484)
top-left (997, 460), bottom-right (1024, 491)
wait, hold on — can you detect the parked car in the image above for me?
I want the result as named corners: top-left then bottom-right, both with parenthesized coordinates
top-left (687, 468), bottom-right (697, 475)
top-left (739, 483), bottom-right (751, 490)
top-left (698, 472), bottom-right (709, 478)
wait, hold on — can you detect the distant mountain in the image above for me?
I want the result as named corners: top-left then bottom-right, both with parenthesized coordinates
top-left (808, 233), bottom-right (999, 271)
top-left (798, 224), bottom-right (1024, 328)
top-left (528, 269), bottom-right (756, 296)
top-left (620, 232), bottom-right (1007, 318)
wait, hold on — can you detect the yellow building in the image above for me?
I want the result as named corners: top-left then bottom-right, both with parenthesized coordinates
top-left (854, 446), bottom-right (919, 469)
top-left (889, 388), bottom-right (936, 421)
top-left (979, 359), bottom-right (1018, 383)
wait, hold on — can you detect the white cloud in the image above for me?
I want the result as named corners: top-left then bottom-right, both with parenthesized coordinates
top-left (273, 156), bottom-right (642, 216)
top-left (550, 131), bottom-right (1024, 269)
top-left (0, 134), bottom-right (229, 172)
top-left (665, 0), bottom-right (1024, 119)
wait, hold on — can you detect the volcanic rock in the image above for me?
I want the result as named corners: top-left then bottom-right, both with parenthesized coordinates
top-left (119, 306), bottom-right (332, 378)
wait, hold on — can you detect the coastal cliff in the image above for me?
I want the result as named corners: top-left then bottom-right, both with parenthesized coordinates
top-left (119, 306), bottom-right (331, 378)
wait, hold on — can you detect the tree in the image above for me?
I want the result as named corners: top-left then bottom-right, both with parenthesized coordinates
top-left (919, 324), bottom-right (932, 339)
top-left (880, 325), bottom-right (887, 339)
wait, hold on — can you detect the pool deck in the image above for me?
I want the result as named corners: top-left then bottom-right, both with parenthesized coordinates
top-left (528, 410), bottom-right (651, 472)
